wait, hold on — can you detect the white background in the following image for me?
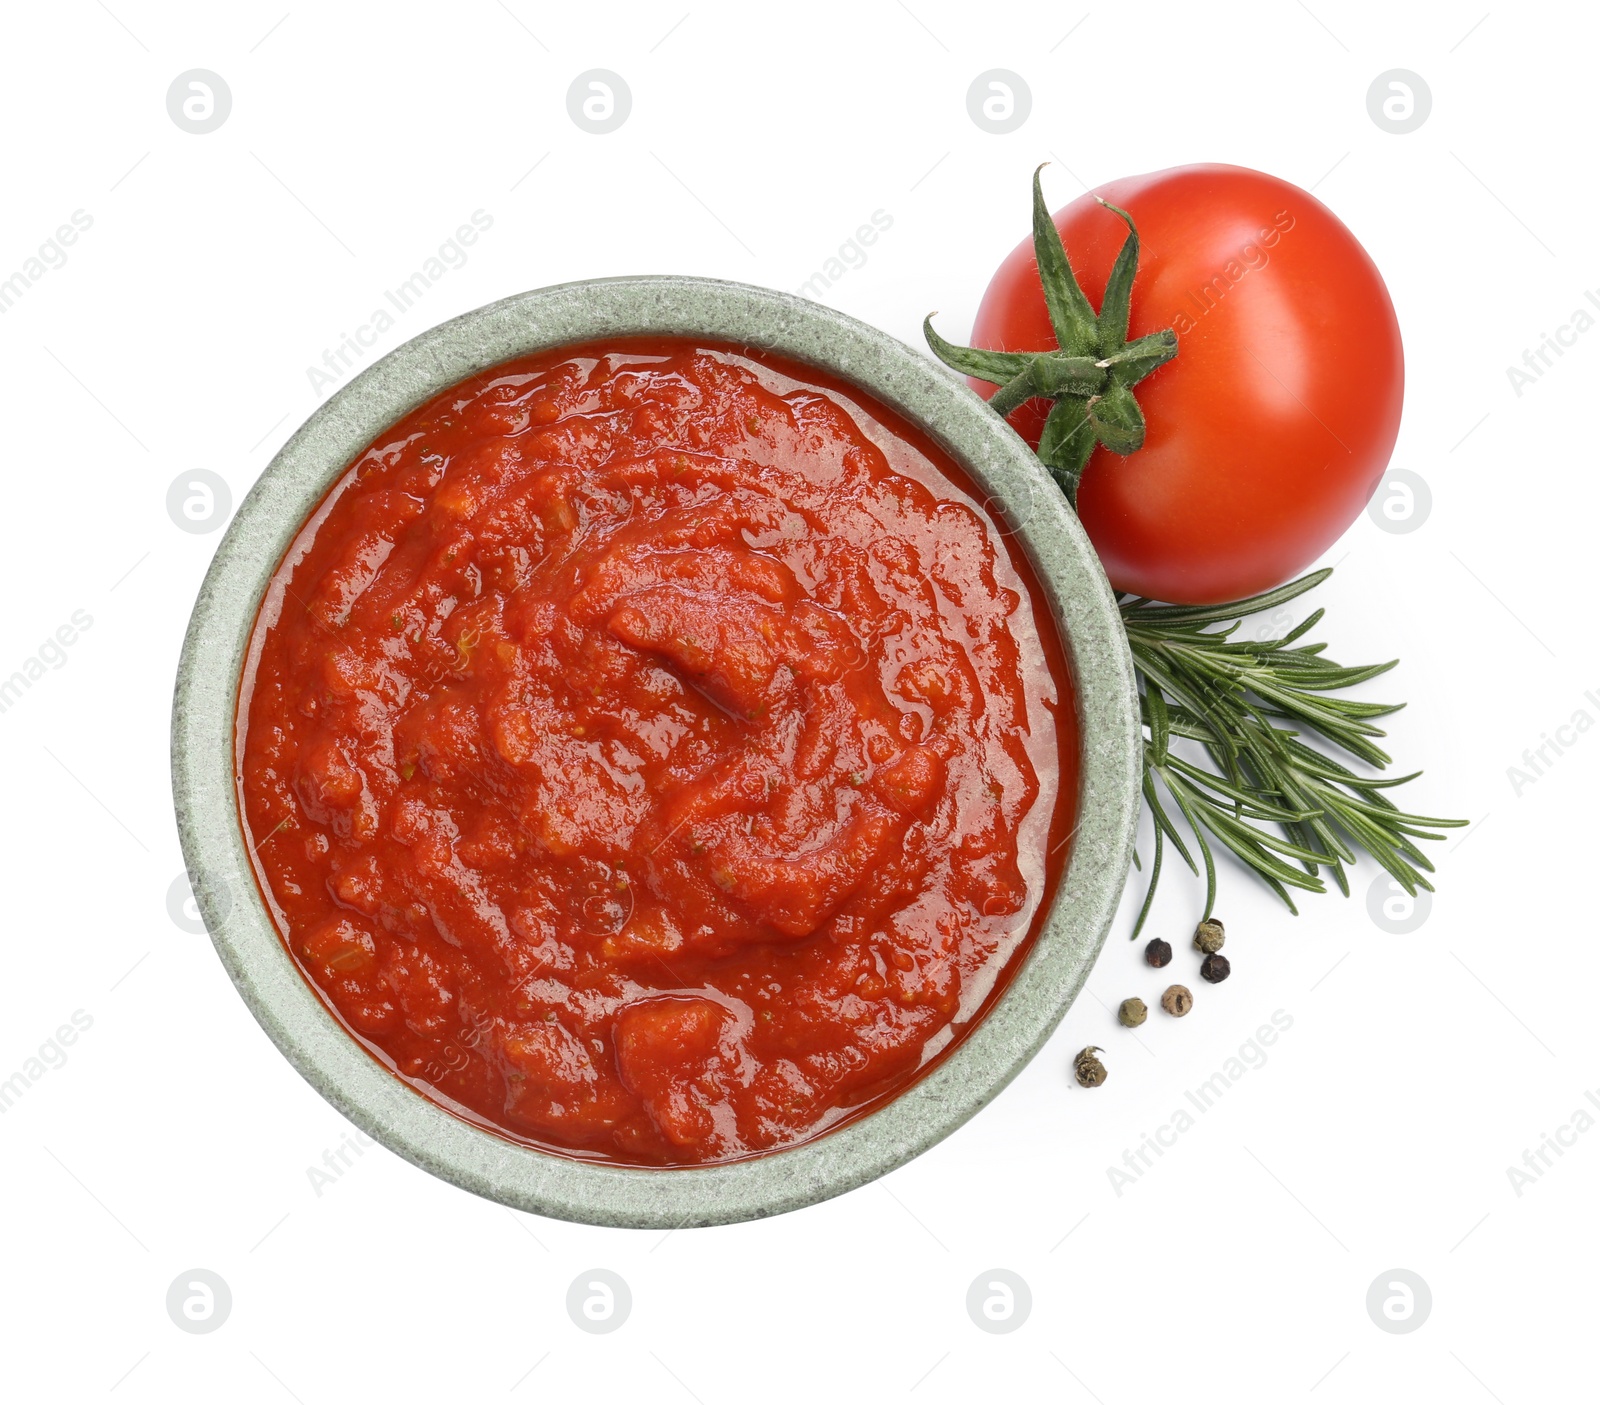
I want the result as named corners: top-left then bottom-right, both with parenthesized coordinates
top-left (0, 1), bottom-right (1592, 1400)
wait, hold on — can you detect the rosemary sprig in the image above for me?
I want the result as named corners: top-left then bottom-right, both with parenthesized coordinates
top-left (1122, 570), bottom-right (1465, 936)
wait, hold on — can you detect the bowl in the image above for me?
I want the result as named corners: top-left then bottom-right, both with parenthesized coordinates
top-left (171, 275), bottom-right (1140, 1228)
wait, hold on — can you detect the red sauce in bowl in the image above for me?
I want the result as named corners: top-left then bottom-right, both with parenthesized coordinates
top-left (237, 340), bottom-right (1076, 1166)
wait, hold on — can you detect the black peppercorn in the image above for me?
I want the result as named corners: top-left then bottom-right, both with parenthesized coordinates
top-left (1073, 1046), bottom-right (1108, 1088)
top-left (1200, 953), bottom-right (1231, 984)
top-left (1144, 938), bottom-right (1173, 968)
top-left (1193, 918), bottom-right (1226, 954)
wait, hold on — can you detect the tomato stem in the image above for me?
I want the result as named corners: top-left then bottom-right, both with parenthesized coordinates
top-left (924, 164), bottom-right (1178, 503)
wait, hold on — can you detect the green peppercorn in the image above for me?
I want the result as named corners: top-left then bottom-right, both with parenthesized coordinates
top-left (1145, 938), bottom-right (1173, 968)
top-left (1073, 1046), bottom-right (1108, 1088)
top-left (1200, 953), bottom-right (1231, 984)
top-left (1117, 997), bottom-right (1147, 1028)
top-left (1160, 984), bottom-right (1193, 1017)
top-left (1193, 918), bottom-right (1225, 954)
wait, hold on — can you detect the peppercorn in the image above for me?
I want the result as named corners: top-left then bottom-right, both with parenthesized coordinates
top-left (1193, 918), bottom-right (1225, 954)
top-left (1073, 1046), bottom-right (1108, 1088)
top-left (1144, 938), bottom-right (1173, 968)
top-left (1117, 997), bottom-right (1147, 1028)
top-left (1200, 953), bottom-right (1231, 984)
top-left (1160, 984), bottom-right (1193, 1017)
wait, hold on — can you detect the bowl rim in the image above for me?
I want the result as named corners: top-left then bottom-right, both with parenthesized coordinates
top-left (171, 274), bottom-right (1140, 1228)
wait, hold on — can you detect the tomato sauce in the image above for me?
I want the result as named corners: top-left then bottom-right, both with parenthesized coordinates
top-left (238, 339), bottom-right (1076, 1166)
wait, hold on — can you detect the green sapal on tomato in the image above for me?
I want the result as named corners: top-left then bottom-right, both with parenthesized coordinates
top-left (949, 164), bottom-right (1404, 606)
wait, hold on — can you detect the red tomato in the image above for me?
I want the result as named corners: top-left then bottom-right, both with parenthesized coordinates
top-left (968, 164), bottom-right (1404, 604)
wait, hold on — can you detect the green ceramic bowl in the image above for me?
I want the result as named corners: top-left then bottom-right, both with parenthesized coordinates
top-left (171, 276), bottom-right (1139, 1228)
